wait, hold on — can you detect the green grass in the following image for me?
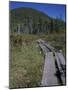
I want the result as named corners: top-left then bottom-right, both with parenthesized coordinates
top-left (9, 33), bottom-right (66, 88)
top-left (21, 33), bottom-right (66, 56)
top-left (9, 42), bottom-right (44, 88)
top-left (45, 33), bottom-right (66, 56)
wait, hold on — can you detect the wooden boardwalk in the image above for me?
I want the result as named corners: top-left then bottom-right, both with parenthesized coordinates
top-left (41, 52), bottom-right (59, 86)
top-left (37, 39), bottom-right (66, 86)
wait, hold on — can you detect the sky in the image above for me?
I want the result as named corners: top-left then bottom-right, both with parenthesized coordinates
top-left (9, 1), bottom-right (66, 21)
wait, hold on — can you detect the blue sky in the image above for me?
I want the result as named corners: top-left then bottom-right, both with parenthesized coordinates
top-left (9, 1), bottom-right (66, 21)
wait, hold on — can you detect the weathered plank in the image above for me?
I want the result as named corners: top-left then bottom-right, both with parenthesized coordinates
top-left (55, 52), bottom-right (66, 85)
top-left (41, 52), bottom-right (59, 86)
top-left (38, 43), bottom-right (50, 53)
top-left (57, 52), bottom-right (65, 65)
top-left (55, 52), bottom-right (62, 71)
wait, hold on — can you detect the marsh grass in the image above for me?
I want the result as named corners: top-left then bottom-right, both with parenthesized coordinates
top-left (9, 33), bottom-right (65, 88)
top-left (9, 41), bottom-right (44, 88)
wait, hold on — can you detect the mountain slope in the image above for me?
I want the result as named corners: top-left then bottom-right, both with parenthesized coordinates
top-left (10, 7), bottom-right (65, 34)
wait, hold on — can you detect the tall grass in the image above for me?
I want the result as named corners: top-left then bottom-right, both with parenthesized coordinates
top-left (9, 33), bottom-right (65, 88)
top-left (9, 42), bottom-right (44, 88)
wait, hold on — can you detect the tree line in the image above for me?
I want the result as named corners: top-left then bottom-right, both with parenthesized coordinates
top-left (11, 16), bottom-right (65, 34)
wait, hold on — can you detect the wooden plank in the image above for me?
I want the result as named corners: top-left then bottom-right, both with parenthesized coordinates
top-left (41, 52), bottom-right (59, 86)
top-left (39, 43), bottom-right (50, 53)
top-left (57, 53), bottom-right (65, 65)
top-left (55, 52), bottom-right (62, 71)
top-left (55, 52), bottom-right (66, 85)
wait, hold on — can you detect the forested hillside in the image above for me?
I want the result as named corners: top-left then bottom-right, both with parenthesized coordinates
top-left (10, 7), bottom-right (66, 34)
